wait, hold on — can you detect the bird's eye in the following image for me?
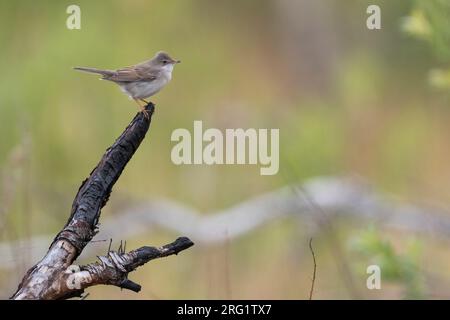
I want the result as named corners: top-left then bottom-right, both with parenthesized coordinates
top-left (162, 60), bottom-right (168, 64)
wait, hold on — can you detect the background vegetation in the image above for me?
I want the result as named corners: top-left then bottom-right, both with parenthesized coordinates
top-left (1, 0), bottom-right (450, 299)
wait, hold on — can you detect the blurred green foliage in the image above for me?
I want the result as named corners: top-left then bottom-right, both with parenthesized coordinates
top-left (403, 0), bottom-right (450, 89)
top-left (0, 0), bottom-right (449, 299)
top-left (350, 226), bottom-right (424, 299)
top-left (406, 0), bottom-right (450, 60)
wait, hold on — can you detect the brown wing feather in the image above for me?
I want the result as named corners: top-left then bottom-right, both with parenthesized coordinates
top-left (103, 62), bottom-right (159, 82)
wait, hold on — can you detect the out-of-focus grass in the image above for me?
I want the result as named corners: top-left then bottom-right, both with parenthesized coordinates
top-left (1, 0), bottom-right (450, 299)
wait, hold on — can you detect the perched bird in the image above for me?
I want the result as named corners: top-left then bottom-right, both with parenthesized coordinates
top-left (74, 51), bottom-right (180, 117)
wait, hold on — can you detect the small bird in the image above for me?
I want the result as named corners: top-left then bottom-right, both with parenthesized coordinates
top-left (74, 51), bottom-right (180, 117)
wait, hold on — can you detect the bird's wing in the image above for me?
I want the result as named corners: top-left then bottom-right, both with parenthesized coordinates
top-left (103, 63), bottom-right (159, 82)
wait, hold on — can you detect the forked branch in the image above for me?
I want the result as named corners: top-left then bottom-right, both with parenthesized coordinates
top-left (11, 104), bottom-right (194, 300)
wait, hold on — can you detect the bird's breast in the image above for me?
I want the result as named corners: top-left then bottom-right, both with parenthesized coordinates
top-left (162, 68), bottom-right (172, 81)
top-left (119, 76), bottom-right (170, 100)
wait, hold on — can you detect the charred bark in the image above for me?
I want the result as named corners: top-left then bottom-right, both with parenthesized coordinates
top-left (11, 104), bottom-right (194, 300)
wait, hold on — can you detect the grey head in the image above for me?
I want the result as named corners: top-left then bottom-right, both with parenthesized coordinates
top-left (150, 51), bottom-right (181, 67)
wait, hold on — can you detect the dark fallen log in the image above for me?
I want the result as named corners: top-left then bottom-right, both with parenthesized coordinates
top-left (11, 104), bottom-right (194, 300)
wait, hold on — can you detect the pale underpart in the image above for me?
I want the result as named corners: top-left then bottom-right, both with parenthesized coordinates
top-left (118, 63), bottom-right (174, 100)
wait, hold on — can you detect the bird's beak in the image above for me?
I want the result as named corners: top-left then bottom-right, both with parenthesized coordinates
top-left (173, 60), bottom-right (181, 64)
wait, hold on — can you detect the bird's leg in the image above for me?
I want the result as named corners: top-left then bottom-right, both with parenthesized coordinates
top-left (134, 99), bottom-right (150, 119)
top-left (140, 99), bottom-right (149, 105)
top-left (133, 99), bottom-right (144, 112)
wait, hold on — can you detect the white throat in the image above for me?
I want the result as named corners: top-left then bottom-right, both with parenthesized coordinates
top-left (161, 63), bottom-right (174, 81)
top-left (163, 63), bottom-right (174, 73)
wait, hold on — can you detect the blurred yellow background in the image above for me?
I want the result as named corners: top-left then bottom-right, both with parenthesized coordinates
top-left (1, 0), bottom-right (450, 299)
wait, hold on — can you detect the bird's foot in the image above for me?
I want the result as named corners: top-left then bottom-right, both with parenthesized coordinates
top-left (141, 108), bottom-right (150, 120)
top-left (140, 99), bottom-right (150, 106)
top-left (139, 109), bottom-right (148, 119)
top-left (134, 99), bottom-right (150, 119)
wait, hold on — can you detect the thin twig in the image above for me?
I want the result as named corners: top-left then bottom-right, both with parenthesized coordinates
top-left (223, 230), bottom-right (231, 299)
top-left (294, 185), bottom-right (360, 298)
top-left (308, 238), bottom-right (316, 300)
top-left (281, 162), bottom-right (361, 298)
top-left (107, 238), bottom-right (112, 254)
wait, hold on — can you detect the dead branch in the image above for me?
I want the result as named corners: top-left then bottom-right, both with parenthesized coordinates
top-left (10, 103), bottom-right (194, 300)
top-left (60, 237), bottom-right (193, 299)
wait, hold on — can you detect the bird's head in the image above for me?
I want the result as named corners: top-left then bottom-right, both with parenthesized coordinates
top-left (153, 51), bottom-right (180, 71)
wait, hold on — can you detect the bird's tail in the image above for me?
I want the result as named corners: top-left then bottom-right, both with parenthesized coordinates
top-left (73, 67), bottom-right (114, 77)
